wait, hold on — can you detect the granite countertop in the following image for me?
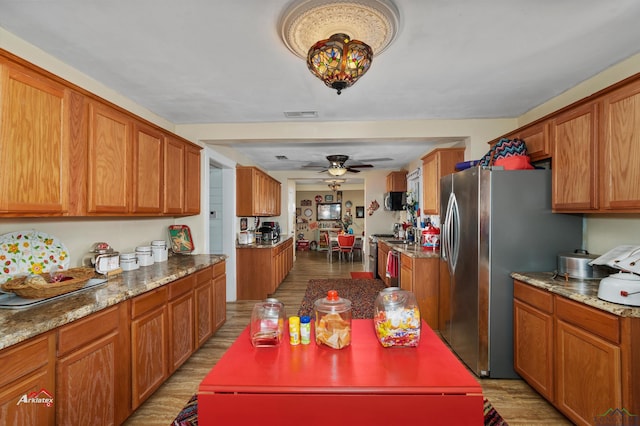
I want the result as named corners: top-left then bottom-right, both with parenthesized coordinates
top-left (0, 253), bottom-right (226, 351)
top-left (236, 235), bottom-right (293, 249)
top-left (511, 271), bottom-right (640, 318)
top-left (378, 238), bottom-right (441, 259)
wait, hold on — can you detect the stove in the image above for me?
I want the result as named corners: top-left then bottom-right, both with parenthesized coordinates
top-left (0, 278), bottom-right (108, 309)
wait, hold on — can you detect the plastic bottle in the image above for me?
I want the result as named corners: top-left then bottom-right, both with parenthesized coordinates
top-left (300, 315), bottom-right (311, 345)
top-left (289, 316), bottom-right (300, 345)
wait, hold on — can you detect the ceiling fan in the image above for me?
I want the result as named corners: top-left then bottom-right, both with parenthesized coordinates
top-left (303, 155), bottom-right (388, 175)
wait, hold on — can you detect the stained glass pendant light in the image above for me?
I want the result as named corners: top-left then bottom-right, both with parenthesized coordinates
top-left (280, 0), bottom-right (399, 94)
top-left (307, 33), bottom-right (372, 95)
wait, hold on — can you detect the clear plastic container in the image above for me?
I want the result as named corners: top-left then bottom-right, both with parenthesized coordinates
top-left (374, 287), bottom-right (421, 347)
top-left (314, 290), bottom-right (352, 349)
top-left (250, 298), bottom-right (286, 347)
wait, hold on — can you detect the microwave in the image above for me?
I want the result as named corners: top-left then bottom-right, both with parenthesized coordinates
top-left (384, 192), bottom-right (406, 211)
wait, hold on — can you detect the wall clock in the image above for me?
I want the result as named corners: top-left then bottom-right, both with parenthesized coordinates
top-left (345, 200), bottom-right (353, 208)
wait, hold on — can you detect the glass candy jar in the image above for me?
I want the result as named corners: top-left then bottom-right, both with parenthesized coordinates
top-left (314, 290), bottom-right (352, 349)
top-left (250, 298), bottom-right (286, 347)
top-left (374, 288), bottom-right (421, 347)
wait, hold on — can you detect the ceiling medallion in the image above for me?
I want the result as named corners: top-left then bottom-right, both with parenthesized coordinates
top-left (279, 0), bottom-right (400, 94)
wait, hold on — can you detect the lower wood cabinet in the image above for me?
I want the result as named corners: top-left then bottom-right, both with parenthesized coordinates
top-left (236, 239), bottom-right (293, 300)
top-left (0, 262), bottom-right (226, 424)
top-left (131, 287), bottom-right (169, 409)
top-left (400, 254), bottom-right (440, 329)
top-left (0, 332), bottom-right (56, 426)
top-left (513, 280), bottom-right (639, 425)
top-left (56, 304), bottom-right (130, 426)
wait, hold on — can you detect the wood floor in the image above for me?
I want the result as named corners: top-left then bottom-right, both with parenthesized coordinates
top-left (123, 249), bottom-right (571, 426)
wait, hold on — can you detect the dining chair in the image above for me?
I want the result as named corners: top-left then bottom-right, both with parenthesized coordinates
top-left (327, 233), bottom-right (341, 262)
top-left (337, 234), bottom-right (356, 263)
top-left (352, 237), bottom-right (364, 263)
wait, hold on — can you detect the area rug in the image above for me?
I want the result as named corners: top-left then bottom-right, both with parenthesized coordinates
top-left (297, 278), bottom-right (386, 319)
top-left (171, 395), bottom-right (508, 425)
top-left (350, 271), bottom-right (375, 279)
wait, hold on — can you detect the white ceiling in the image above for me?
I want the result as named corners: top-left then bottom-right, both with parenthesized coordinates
top-left (2, 0), bottom-right (640, 174)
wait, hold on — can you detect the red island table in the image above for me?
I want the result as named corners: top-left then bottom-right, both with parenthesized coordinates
top-left (198, 320), bottom-right (483, 425)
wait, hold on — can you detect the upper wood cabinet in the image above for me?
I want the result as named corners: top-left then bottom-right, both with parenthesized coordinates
top-left (0, 62), bottom-right (71, 215)
top-left (184, 143), bottom-right (201, 215)
top-left (600, 79), bottom-right (640, 212)
top-left (386, 171), bottom-right (407, 192)
top-left (505, 121), bottom-right (552, 162)
top-left (164, 137), bottom-right (201, 215)
top-left (87, 100), bottom-right (133, 214)
top-left (132, 123), bottom-right (164, 214)
top-left (236, 166), bottom-right (281, 217)
top-left (551, 102), bottom-right (599, 212)
top-left (421, 148), bottom-right (464, 215)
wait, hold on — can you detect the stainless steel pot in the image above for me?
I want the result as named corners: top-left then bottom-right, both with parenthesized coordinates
top-left (557, 249), bottom-right (610, 280)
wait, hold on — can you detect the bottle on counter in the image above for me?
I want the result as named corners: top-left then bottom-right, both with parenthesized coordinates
top-left (289, 316), bottom-right (300, 345)
top-left (300, 315), bottom-right (311, 345)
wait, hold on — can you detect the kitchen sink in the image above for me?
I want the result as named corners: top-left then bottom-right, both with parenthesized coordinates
top-left (384, 240), bottom-right (410, 244)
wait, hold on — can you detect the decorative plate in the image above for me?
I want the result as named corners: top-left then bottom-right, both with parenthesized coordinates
top-left (304, 208), bottom-right (313, 217)
top-left (0, 230), bottom-right (71, 285)
top-left (168, 225), bottom-right (194, 254)
top-left (345, 200), bottom-right (353, 208)
top-left (315, 195), bottom-right (323, 203)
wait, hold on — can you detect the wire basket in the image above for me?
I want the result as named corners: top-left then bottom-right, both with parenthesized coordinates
top-left (1, 267), bottom-right (96, 299)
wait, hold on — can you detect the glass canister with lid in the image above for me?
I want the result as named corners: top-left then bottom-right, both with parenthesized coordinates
top-left (374, 287), bottom-right (421, 347)
top-left (250, 298), bottom-right (286, 347)
top-left (314, 290), bottom-right (352, 349)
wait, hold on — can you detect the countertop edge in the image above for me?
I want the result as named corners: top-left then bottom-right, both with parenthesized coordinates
top-left (236, 235), bottom-right (293, 249)
top-left (511, 272), bottom-right (640, 318)
top-left (0, 254), bottom-right (227, 351)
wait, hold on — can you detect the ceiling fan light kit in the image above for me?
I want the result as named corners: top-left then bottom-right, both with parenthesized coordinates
top-left (279, 0), bottom-right (400, 94)
top-left (328, 166), bottom-right (348, 176)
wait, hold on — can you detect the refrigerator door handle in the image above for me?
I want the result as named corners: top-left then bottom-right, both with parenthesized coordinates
top-left (449, 194), bottom-right (460, 272)
top-left (442, 193), bottom-right (455, 268)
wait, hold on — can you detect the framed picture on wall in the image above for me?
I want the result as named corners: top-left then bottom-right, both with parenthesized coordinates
top-left (325, 194), bottom-right (334, 202)
top-left (356, 206), bottom-right (364, 218)
top-left (240, 217), bottom-right (248, 231)
top-left (296, 207), bottom-right (301, 216)
top-left (336, 191), bottom-right (342, 201)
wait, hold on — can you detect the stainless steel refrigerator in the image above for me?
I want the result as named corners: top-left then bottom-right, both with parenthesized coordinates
top-left (440, 167), bottom-right (582, 378)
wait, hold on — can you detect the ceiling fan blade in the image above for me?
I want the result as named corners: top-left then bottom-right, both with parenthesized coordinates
top-left (346, 168), bottom-right (361, 173)
top-left (348, 164), bottom-right (373, 168)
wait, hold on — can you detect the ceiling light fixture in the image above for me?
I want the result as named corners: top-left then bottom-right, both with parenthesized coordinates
top-left (328, 182), bottom-right (341, 191)
top-left (279, 0), bottom-right (400, 95)
top-left (327, 166), bottom-right (348, 176)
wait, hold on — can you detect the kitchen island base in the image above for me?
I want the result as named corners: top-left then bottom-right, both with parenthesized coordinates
top-left (199, 320), bottom-right (483, 425)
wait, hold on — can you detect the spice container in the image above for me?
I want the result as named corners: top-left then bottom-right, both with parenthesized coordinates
top-left (289, 316), bottom-right (300, 346)
top-left (373, 287), bottom-right (421, 347)
top-left (314, 290), bottom-right (352, 349)
top-left (120, 252), bottom-right (139, 271)
top-left (300, 315), bottom-right (311, 345)
top-left (250, 298), bottom-right (286, 347)
top-left (135, 246), bottom-right (154, 267)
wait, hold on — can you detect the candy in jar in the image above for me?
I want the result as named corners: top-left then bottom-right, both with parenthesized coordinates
top-left (373, 288), bottom-right (421, 347)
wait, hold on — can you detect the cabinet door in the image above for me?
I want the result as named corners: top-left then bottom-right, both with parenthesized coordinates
top-left (213, 265), bottom-right (227, 332)
top-left (421, 155), bottom-right (438, 214)
top-left (0, 63), bottom-right (70, 214)
top-left (184, 144), bottom-right (201, 215)
top-left (411, 257), bottom-right (439, 329)
top-left (168, 290), bottom-right (194, 373)
top-left (164, 137), bottom-right (185, 214)
top-left (400, 254), bottom-right (413, 292)
top-left (601, 80), bottom-right (640, 211)
top-left (0, 333), bottom-right (55, 426)
top-left (87, 101), bottom-right (132, 213)
top-left (556, 319), bottom-right (622, 425)
top-left (56, 305), bottom-right (129, 426)
top-left (518, 121), bottom-right (551, 162)
top-left (195, 267), bottom-right (214, 348)
top-left (131, 288), bottom-right (168, 409)
top-left (551, 103), bottom-right (598, 211)
top-left (132, 123), bottom-right (163, 213)
top-left (386, 171), bottom-right (407, 192)
top-left (513, 299), bottom-right (554, 402)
